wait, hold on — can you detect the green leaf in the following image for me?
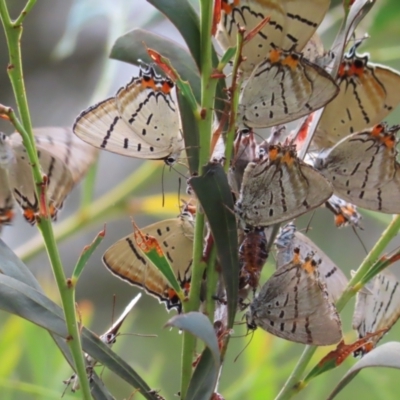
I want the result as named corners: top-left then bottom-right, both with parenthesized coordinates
top-left (0, 239), bottom-right (44, 291)
top-left (72, 227), bottom-right (105, 281)
top-left (0, 239), bottom-right (74, 368)
top-left (189, 163), bottom-right (239, 328)
top-left (147, 0), bottom-right (201, 69)
top-left (186, 348), bottom-right (219, 400)
top-left (327, 342), bottom-right (400, 400)
top-left (0, 275), bottom-right (157, 400)
top-left (165, 312), bottom-right (220, 366)
top-left (110, 28), bottom-right (201, 102)
top-left (132, 224), bottom-right (183, 299)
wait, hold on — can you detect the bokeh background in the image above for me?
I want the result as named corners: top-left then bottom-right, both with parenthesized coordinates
top-left (1, 0), bottom-right (400, 399)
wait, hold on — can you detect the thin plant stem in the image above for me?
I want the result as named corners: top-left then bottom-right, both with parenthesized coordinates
top-left (179, 0), bottom-right (217, 397)
top-left (276, 214), bottom-right (400, 400)
top-left (0, 2), bottom-right (92, 397)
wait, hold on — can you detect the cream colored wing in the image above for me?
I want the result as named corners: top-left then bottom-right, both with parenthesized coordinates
top-left (74, 66), bottom-right (183, 165)
top-left (238, 49), bottom-right (338, 129)
top-left (103, 213), bottom-right (194, 311)
top-left (216, 0), bottom-right (330, 74)
top-left (275, 222), bottom-right (348, 302)
top-left (246, 250), bottom-right (342, 345)
top-left (236, 144), bottom-right (332, 227)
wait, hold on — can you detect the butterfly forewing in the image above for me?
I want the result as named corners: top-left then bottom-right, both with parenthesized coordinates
top-left (246, 250), bottom-right (342, 345)
top-left (314, 124), bottom-right (400, 213)
top-left (314, 50), bottom-right (400, 149)
top-left (73, 66), bottom-right (183, 164)
top-left (275, 222), bottom-right (348, 302)
top-left (236, 144), bottom-right (333, 227)
top-left (103, 213), bottom-right (194, 311)
top-left (216, 0), bottom-right (330, 74)
top-left (238, 49), bottom-right (339, 129)
top-left (352, 270), bottom-right (400, 353)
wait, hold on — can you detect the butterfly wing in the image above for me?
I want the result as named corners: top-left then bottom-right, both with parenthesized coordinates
top-left (352, 270), bottom-right (400, 350)
top-left (315, 56), bottom-right (400, 148)
top-left (238, 49), bottom-right (338, 128)
top-left (29, 127), bottom-right (98, 183)
top-left (74, 67), bottom-right (183, 163)
top-left (103, 214), bottom-right (194, 311)
top-left (9, 143), bottom-right (75, 223)
top-left (236, 148), bottom-right (332, 226)
top-left (315, 125), bottom-right (400, 213)
top-left (216, 0), bottom-right (330, 74)
top-left (247, 256), bottom-right (342, 345)
top-left (0, 168), bottom-right (14, 225)
top-left (275, 223), bottom-right (348, 302)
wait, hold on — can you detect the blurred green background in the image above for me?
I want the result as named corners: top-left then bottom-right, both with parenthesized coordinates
top-left (1, 0), bottom-right (400, 399)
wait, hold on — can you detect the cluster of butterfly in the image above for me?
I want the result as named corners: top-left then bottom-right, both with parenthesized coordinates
top-left (4, 3), bottom-right (400, 388)
top-left (73, 0), bottom-right (400, 354)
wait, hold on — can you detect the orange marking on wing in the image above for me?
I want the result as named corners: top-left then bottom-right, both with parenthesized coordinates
top-left (302, 259), bottom-right (316, 274)
top-left (335, 213), bottom-right (346, 227)
top-left (142, 77), bottom-right (157, 90)
top-left (282, 54), bottom-right (299, 70)
top-left (281, 150), bottom-right (295, 166)
top-left (268, 145), bottom-right (279, 161)
top-left (23, 209), bottom-right (36, 224)
top-left (292, 248), bottom-right (301, 264)
top-left (269, 49), bottom-right (282, 64)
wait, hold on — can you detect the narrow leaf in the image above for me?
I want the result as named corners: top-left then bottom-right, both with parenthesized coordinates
top-left (189, 163), bottom-right (238, 328)
top-left (133, 221), bottom-right (183, 299)
top-left (327, 342), bottom-right (400, 400)
top-left (72, 227), bottom-right (106, 281)
top-left (186, 348), bottom-right (219, 400)
top-left (110, 28), bottom-right (201, 102)
top-left (0, 275), bottom-right (157, 399)
top-left (147, 0), bottom-right (201, 69)
top-left (166, 312), bottom-right (220, 366)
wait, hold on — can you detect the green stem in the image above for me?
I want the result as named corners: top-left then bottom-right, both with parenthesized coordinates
top-left (0, 2), bottom-right (91, 398)
top-left (275, 214), bottom-right (400, 400)
top-left (179, 1), bottom-right (216, 398)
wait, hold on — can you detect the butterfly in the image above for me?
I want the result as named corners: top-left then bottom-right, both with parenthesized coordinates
top-left (0, 127), bottom-right (97, 225)
top-left (314, 123), bottom-right (400, 213)
top-left (73, 65), bottom-right (184, 165)
top-left (103, 212), bottom-right (194, 311)
top-left (235, 143), bottom-right (333, 227)
top-left (216, 0), bottom-right (330, 74)
top-left (238, 48), bottom-right (339, 129)
top-left (325, 194), bottom-right (362, 228)
top-left (314, 44), bottom-right (400, 149)
top-left (352, 270), bottom-right (400, 355)
top-left (246, 248), bottom-right (343, 345)
top-left (64, 293), bottom-right (142, 392)
top-left (275, 222), bottom-right (348, 303)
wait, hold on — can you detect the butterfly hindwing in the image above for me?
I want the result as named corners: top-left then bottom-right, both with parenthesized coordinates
top-left (103, 213), bottom-right (194, 311)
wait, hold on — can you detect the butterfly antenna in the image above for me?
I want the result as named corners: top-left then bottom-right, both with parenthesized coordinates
top-left (233, 329), bottom-right (255, 363)
top-left (305, 210), bottom-right (316, 233)
top-left (351, 225), bottom-right (368, 255)
top-left (177, 177), bottom-right (182, 208)
top-left (161, 163), bottom-right (166, 208)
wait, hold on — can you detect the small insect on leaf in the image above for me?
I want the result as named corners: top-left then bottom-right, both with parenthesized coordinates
top-left (304, 329), bottom-right (388, 382)
top-left (132, 220), bottom-right (184, 301)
